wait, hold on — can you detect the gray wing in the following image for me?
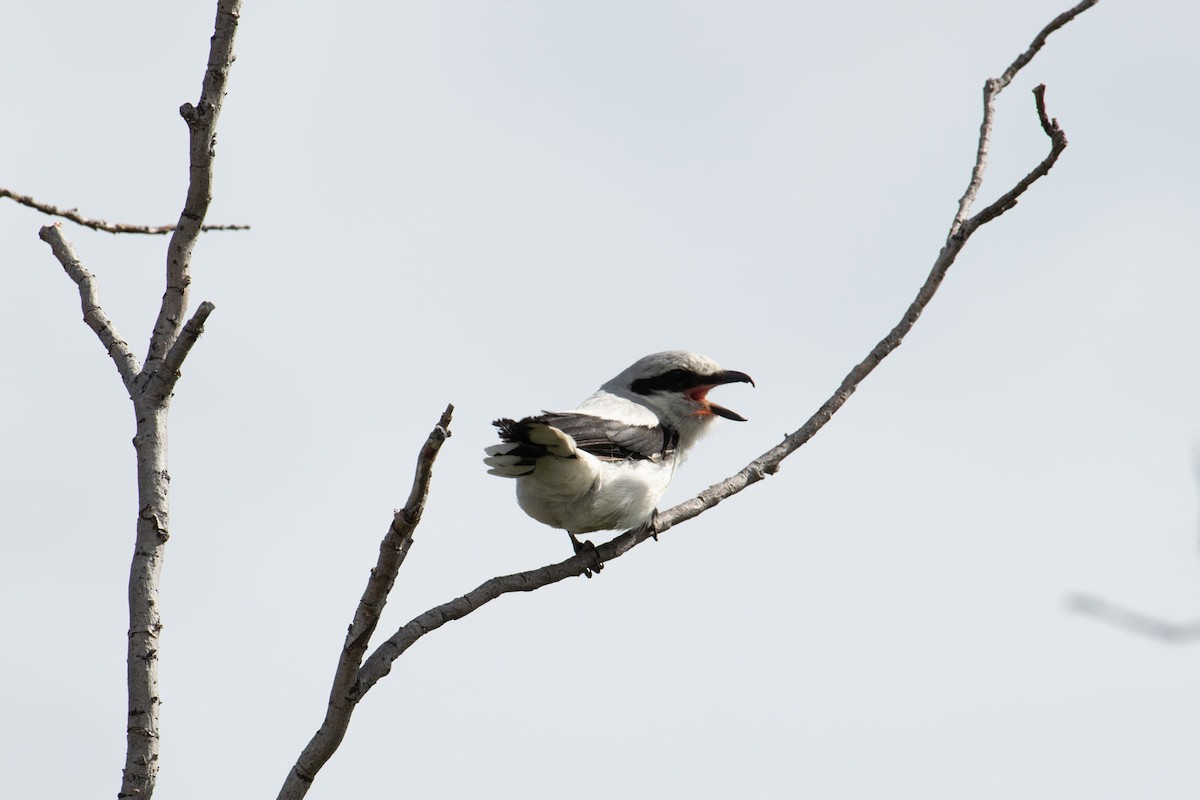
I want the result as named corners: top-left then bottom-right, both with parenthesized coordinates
top-left (537, 412), bottom-right (676, 462)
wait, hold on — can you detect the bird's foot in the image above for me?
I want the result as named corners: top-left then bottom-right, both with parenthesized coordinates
top-left (632, 511), bottom-right (660, 542)
top-left (568, 532), bottom-right (603, 578)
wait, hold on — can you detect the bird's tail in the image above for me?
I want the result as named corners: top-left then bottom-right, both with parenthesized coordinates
top-left (483, 417), bottom-right (577, 477)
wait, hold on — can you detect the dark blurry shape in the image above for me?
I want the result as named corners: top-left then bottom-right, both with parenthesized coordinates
top-left (1066, 444), bottom-right (1200, 644)
top-left (1067, 594), bottom-right (1200, 643)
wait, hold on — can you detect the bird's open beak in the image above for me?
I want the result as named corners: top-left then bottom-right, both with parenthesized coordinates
top-left (695, 370), bottom-right (754, 421)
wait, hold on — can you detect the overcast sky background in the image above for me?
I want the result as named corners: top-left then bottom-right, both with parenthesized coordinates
top-left (3, 1), bottom-right (1199, 797)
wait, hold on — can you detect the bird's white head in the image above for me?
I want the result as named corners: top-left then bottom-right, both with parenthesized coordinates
top-left (598, 350), bottom-right (754, 451)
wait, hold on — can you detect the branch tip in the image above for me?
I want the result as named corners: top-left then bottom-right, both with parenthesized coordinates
top-left (1032, 84), bottom-right (1062, 141)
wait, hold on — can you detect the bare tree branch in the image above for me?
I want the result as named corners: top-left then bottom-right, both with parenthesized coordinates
top-left (1067, 594), bottom-right (1200, 643)
top-left (278, 3), bottom-right (1098, 797)
top-left (38, 223), bottom-right (141, 391)
top-left (279, 406), bottom-right (455, 800)
top-left (951, 0), bottom-right (1097, 235)
top-left (1, 187), bottom-right (248, 235)
top-left (962, 85), bottom-right (1068, 232)
top-left (145, 0), bottom-right (241, 373)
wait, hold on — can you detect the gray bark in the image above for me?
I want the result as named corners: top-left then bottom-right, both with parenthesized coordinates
top-left (124, 402), bottom-right (171, 796)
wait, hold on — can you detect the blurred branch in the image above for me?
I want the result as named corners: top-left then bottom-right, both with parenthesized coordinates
top-left (1, 187), bottom-right (248, 234)
top-left (1067, 594), bottom-right (1200, 643)
top-left (278, 2), bottom-right (1099, 797)
top-left (1064, 442), bottom-right (1200, 644)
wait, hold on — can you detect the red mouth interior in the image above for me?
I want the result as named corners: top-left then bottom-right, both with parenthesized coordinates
top-left (688, 386), bottom-right (712, 403)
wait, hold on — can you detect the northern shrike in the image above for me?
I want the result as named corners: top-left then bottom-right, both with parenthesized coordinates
top-left (484, 351), bottom-right (753, 565)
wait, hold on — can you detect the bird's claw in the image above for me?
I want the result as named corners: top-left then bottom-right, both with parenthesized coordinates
top-left (568, 532), bottom-right (603, 578)
top-left (632, 511), bottom-right (660, 541)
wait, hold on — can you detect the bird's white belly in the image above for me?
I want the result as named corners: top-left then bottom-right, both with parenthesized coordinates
top-left (515, 457), bottom-right (671, 534)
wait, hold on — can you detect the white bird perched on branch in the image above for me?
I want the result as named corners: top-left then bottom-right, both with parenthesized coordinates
top-left (484, 351), bottom-right (753, 570)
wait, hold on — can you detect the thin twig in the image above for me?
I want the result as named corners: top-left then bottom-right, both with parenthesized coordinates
top-left (38, 223), bottom-right (141, 391)
top-left (1067, 594), bottom-right (1200, 643)
top-left (1, 187), bottom-right (249, 234)
top-left (996, 0), bottom-right (1100, 92)
top-left (278, 406), bottom-right (455, 800)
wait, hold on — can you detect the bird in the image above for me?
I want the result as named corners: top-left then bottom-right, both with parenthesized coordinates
top-left (484, 351), bottom-right (753, 571)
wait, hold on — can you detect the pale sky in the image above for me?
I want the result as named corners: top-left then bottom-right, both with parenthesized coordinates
top-left (3, 1), bottom-right (1199, 798)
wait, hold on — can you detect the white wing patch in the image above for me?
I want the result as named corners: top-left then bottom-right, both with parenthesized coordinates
top-left (484, 419), bottom-right (579, 477)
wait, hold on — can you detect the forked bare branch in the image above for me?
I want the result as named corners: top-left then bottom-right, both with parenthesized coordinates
top-left (951, 0), bottom-right (1097, 234)
top-left (31, 4), bottom-right (241, 799)
top-left (118, 12), bottom-right (242, 800)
